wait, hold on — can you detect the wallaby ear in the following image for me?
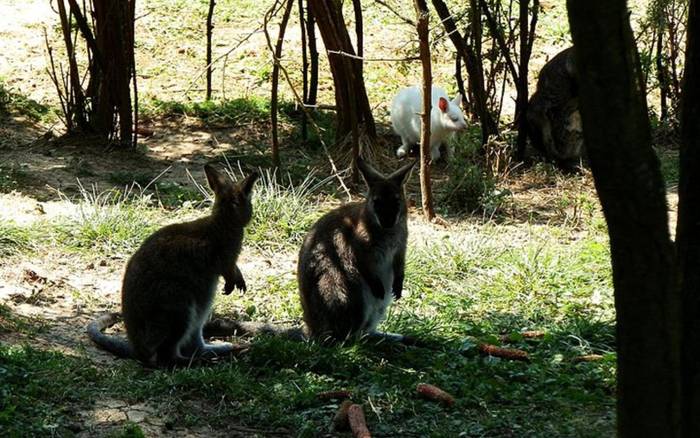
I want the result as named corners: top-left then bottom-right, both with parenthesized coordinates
top-left (239, 171), bottom-right (259, 196)
top-left (389, 159), bottom-right (417, 186)
top-left (438, 97), bottom-right (449, 113)
top-left (204, 164), bottom-right (229, 195)
top-left (452, 93), bottom-right (462, 108)
top-left (357, 156), bottom-right (384, 187)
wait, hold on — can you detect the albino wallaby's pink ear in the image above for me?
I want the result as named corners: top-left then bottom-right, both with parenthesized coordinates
top-left (239, 171), bottom-right (259, 197)
top-left (204, 164), bottom-right (228, 195)
top-left (452, 93), bottom-right (462, 107)
top-left (438, 97), bottom-right (449, 113)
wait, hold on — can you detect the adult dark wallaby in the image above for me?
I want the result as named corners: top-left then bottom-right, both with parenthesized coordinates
top-left (299, 157), bottom-right (416, 343)
top-left (205, 158), bottom-right (421, 346)
top-left (526, 47), bottom-right (585, 169)
top-left (87, 165), bottom-right (258, 367)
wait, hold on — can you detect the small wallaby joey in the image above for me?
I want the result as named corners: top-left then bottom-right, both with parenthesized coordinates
top-left (87, 165), bottom-right (258, 367)
top-left (298, 157), bottom-right (416, 342)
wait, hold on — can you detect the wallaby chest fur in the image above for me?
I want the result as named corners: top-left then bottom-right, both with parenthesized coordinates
top-left (298, 158), bottom-right (414, 341)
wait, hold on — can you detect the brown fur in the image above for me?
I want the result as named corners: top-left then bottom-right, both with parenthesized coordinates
top-left (87, 165), bottom-right (258, 367)
top-left (298, 158), bottom-right (415, 341)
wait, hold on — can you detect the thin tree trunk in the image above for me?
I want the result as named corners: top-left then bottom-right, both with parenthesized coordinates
top-left (677, 1), bottom-right (700, 435)
top-left (270, 0), bottom-right (294, 169)
top-left (299, 0), bottom-right (309, 141)
top-left (414, 0), bottom-right (435, 221)
top-left (206, 0), bottom-right (216, 101)
top-left (56, 0), bottom-right (87, 131)
top-left (306, 3), bottom-right (318, 106)
top-left (515, 0), bottom-right (538, 161)
top-left (352, 0), bottom-right (363, 59)
top-left (567, 1), bottom-right (681, 436)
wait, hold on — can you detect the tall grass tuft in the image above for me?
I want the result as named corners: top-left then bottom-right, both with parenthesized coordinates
top-left (55, 182), bottom-right (159, 255)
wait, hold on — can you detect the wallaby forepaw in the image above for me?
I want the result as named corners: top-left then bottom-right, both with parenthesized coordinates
top-left (224, 278), bottom-right (246, 295)
top-left (396, 147), bottom-right (407, 158)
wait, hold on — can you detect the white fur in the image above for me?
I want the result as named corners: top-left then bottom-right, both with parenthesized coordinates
top-left (391, 85), bottom-right (468, 160)
top-left (360, 247), bottom-right (397, 333)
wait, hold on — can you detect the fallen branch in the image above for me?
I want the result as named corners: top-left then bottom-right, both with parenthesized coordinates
top-left (317, 390), bottom-right (352, 400)
top-left (327, 50), bottom-right (420, 62)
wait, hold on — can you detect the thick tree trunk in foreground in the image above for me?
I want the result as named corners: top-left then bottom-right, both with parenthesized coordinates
top-left (567, 1), bottom-right (681, 436)
top-left (414, 0), bottom-right (435, 221)
top-left (307, 0), bottom-right (376, 143)
top-left (677, 1), bottom-right (700, 436)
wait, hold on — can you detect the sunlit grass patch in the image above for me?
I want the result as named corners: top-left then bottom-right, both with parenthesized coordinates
top-left (52, 183), bottom-right (161, 256)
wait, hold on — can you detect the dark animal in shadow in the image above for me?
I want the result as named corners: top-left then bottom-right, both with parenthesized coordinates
top-left (87, 165), bottom-right (258, 367)
top-left (527, 47), bottom-right (585, 170)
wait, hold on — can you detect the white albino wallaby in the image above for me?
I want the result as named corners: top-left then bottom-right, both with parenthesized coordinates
top-left (391, 85), bottom-right (468, 160)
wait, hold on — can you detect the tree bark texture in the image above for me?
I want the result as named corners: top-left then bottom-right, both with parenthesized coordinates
top-left (414, 0), bottom-right (435, 221)
top-left (567, 1), bottom-right (681, 436)
top-left (431, 0), bottom-right (496, 145)
top-left (206, 0), bottom-right (216, 100)
top-left (677, 1), bottom-right (700, 436)
top-left (270, 0), bottom-right (294, 169)
top-left (306, 0), bottom-right (376, 143)
top-left (92, 0), bottom-right (136, 146)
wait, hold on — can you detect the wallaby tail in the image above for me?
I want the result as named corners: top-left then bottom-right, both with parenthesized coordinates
top-left (203, 318), bottom-right (306, 342)
top-left (86, 312), bottom-right (134, 359)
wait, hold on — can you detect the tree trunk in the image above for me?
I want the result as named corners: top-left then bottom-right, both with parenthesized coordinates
top-left (307, 0), bottom-right (376, 143)
top-left (270, 0), bottom-right (294, 169)
top-left (206, 0), bottom-right (216, 101)
top-left (306, 3), bottom-right (319, 106)
top-left (431, 0), bottom-right (496, 146)
top-left (299, 0), bottom-right (309, 141)
top-left (414, 0), bottom-right (435, 221)
top-left (567, 1), bottom-right (681, 436)
top-left (515, 0), bottom-right (538, 161)
top-left (677, 1), bottom-right (700, 436)
top-left (91, 0), bottom-right (136, 146)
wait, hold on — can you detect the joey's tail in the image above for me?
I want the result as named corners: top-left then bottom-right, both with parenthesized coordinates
top-left (203, 318), bottom-right (306, 342)
top-left (86, 312), bottom-right (134, 359)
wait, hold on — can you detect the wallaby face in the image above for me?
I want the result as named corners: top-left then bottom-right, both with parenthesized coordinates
top-left (358, 159), bottom-right (411, 229)
top-left (205, 165), bottom-right (257, 227)
top-left (391, 85), bottom-right (467, 161)
top-left (87, 165), bottom-right (258, 367)
top-left (298, 158), bottom-right (416, 342)
top-left (436, 94), bottom-right (468, 133)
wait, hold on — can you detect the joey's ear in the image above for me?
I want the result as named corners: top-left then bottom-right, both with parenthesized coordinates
top-left (438, 97), bottom-right (449, 113)
top-left (452, 93), bottom-right (462, 108)
top-left (357, 156), bottom-right (385, 187)
top-left (204, 165), bottom-right (229, 195)
top-left (389, 159), bottom-right (417, 186)
top-left (239, 171), bottom-right (259, 196)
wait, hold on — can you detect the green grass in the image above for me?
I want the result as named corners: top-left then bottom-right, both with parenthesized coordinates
top-left (0, 222), bottom-right (41, 257)
top-left (0, 226), bottom-right (615, 436)
top-left (0, 82), bottom-right (55, 122)
top-left (140, 97), bottom-right (279, 126)
top-left (52, 184), bottom-right (161, 256)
